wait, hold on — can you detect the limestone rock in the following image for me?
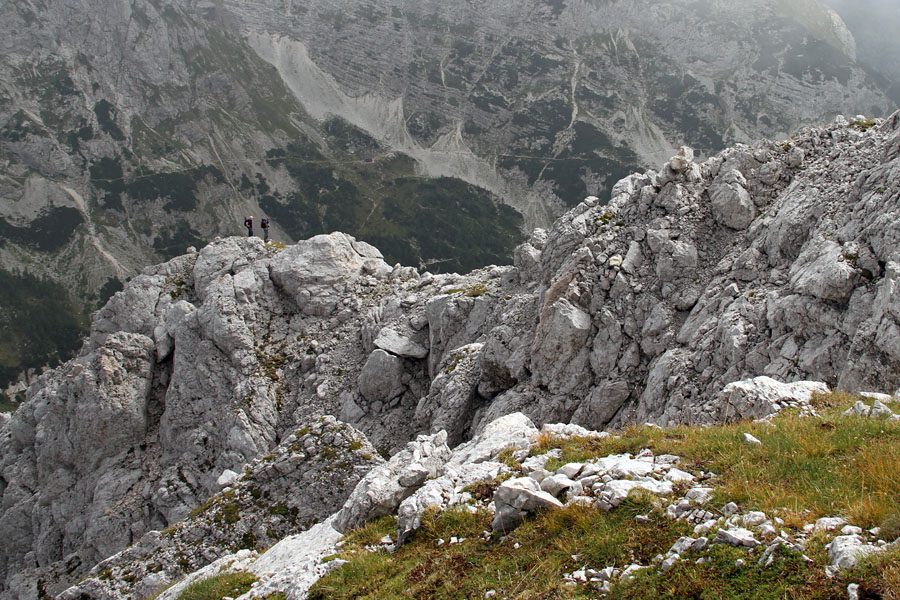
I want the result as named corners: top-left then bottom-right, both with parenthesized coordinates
top-left (397, 461), bottom-right (504, 545)
top-left (374, 328), bottom-right (428, 359)
top-left (449, 412), bottom-right (539, 468)
top-left (491, 477), bottom-right (564, 532)
top-left (714, 528), bottom-right (761, 548)
top-left (358, 350), bottom-right (406, 403)
top-left (742, 433), bottom-right (762, 445)
top-left (531, 299), bottom-right (592, 395)
top-left (790, 241), bottom-right (862, 304)
top-left (827, 535), bottom-right (881, 570)
top-left (270, 233), bottom-right (390, 316)
top-left (710, 170), bottom-right (756, 230)
top-left (714, 377), bottom-right (830, 422)
top-left (416, 344), bottom-right (484, 445)
top-left (333, 431), bottom-right (450, 533)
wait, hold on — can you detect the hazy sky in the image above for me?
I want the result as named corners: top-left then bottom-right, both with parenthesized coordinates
top-left (825, 0), bottom-right (899, 11)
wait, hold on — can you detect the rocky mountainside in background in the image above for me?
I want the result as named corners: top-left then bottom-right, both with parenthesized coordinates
top-left (0, 0), bottom-right (523, 391)
top-left (2, 108), bottom-right (900, 596)
top-left (824, 0), bottom-right (900, 86)
top-left (235, 0), bottom-right (898, 219)
top-left (1, 0), bottom-right (897, 392)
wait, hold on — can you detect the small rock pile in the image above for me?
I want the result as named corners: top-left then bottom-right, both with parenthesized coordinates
top-left (841, 395), bottom-right (900, 421)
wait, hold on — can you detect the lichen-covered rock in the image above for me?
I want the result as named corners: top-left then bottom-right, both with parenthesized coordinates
top-left (58, 417), bottom-right (381, 599)
top-left (332, 430), bottom-right (451, 533)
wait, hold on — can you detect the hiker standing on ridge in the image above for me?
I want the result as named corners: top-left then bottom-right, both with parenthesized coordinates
top-left (244, 216), bottom-right (253, 237)
top-left (261, 216), bottom-right (270, 242)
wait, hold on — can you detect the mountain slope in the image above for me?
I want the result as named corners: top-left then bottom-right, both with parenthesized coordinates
top-left (1, 0), bottom-right (897, 392)
top-left (0, 0), bottom-right (522, 391)
top-left (2, 108), bottom-right (900, 595)
top-left (234, 0), bottom-right (894, 214)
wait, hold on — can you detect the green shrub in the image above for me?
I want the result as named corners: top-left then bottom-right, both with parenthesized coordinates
top-left (175, 572), bottom-right (257, 600)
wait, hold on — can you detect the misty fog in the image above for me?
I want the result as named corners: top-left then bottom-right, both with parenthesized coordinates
top-left (823, 0), bottom-right (900, 84)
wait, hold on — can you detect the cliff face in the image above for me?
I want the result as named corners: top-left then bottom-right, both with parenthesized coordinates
top-left (2, 108), bottom-right (900, 595)
top-left (235, 0), bottom-right (893, 217)
top-left (1, 0), bottom-right (896, 392)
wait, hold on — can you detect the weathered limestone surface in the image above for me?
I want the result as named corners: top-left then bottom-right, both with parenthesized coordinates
top-left (6, 113), bottom-right (900, 595)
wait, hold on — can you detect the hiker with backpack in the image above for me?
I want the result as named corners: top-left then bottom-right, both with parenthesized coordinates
top-left (244, 216), bottom-right (253, 237)
top-left (261, 216), bottom-right (270, 242)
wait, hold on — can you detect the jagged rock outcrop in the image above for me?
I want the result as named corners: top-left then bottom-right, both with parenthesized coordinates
top-left (332, 430), bottom-right (451, 534)
top-left (57, 416), bottom-right (381, 600)
top-left (4, 0), bottom-right (899, 396)
top-left (4, 112), bottom-right (900, 594)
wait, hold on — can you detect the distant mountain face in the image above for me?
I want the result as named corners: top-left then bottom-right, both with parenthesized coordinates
top-left (0, 0), bottom-right (895, 390)
top-left (822, 0), bottom-right (900, 87)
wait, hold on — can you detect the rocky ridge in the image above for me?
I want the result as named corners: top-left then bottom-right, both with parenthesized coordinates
top-left (3, 0), bottom-right (898, 393)
top-left (3, 110), bottom-right (900, 595)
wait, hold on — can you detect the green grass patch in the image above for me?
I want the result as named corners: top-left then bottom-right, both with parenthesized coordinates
top-left (175, 571), bottom-right (257, 600)
top-left (613, 542), bottom-right (842, 599)
top-left (312, 501), bottom-right (690, 600)
top-left (533, 393), bottom-right (900, 528)
top-left (311, 391), bottom-right (900, 599)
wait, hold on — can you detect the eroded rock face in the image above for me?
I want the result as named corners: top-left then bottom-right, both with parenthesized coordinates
top-left (5, 113), bottom-right (900, 594)
top-left (332, 431), bottom-right (451, 534)
top-left (58, 417), bottom-right (381, 600)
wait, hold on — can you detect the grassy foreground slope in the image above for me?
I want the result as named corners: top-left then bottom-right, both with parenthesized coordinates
top-left (310, 392), bottom-right (900, 600)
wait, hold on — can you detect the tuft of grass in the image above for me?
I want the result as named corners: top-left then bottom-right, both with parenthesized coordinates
top-left (340, 515), bottom-right (397, 551)
top-left (495, 448), bottom-right (522, 471)
top-left (881, 513), bottom-right (900, 543)
top-left (851, 547), bottom-right (900, 599)
top-left (596, 210), bottom-right (615, 225)
top-left (613, 541), bottom-right (843, 599)
top-left (443, 282), bottom-right (489, 298)
top-left (188, 497), bottom-right (215, 519)
top-left (219, 502), bottom-right (240, 525)
top-left (850, 118), bottom-right (877, 131)
top-left (442, 353), bottom-right (464, 375)
top-left (464, 283), bottom-right (488, 297)
top-left (175, 571), bottom-right (257, 600)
